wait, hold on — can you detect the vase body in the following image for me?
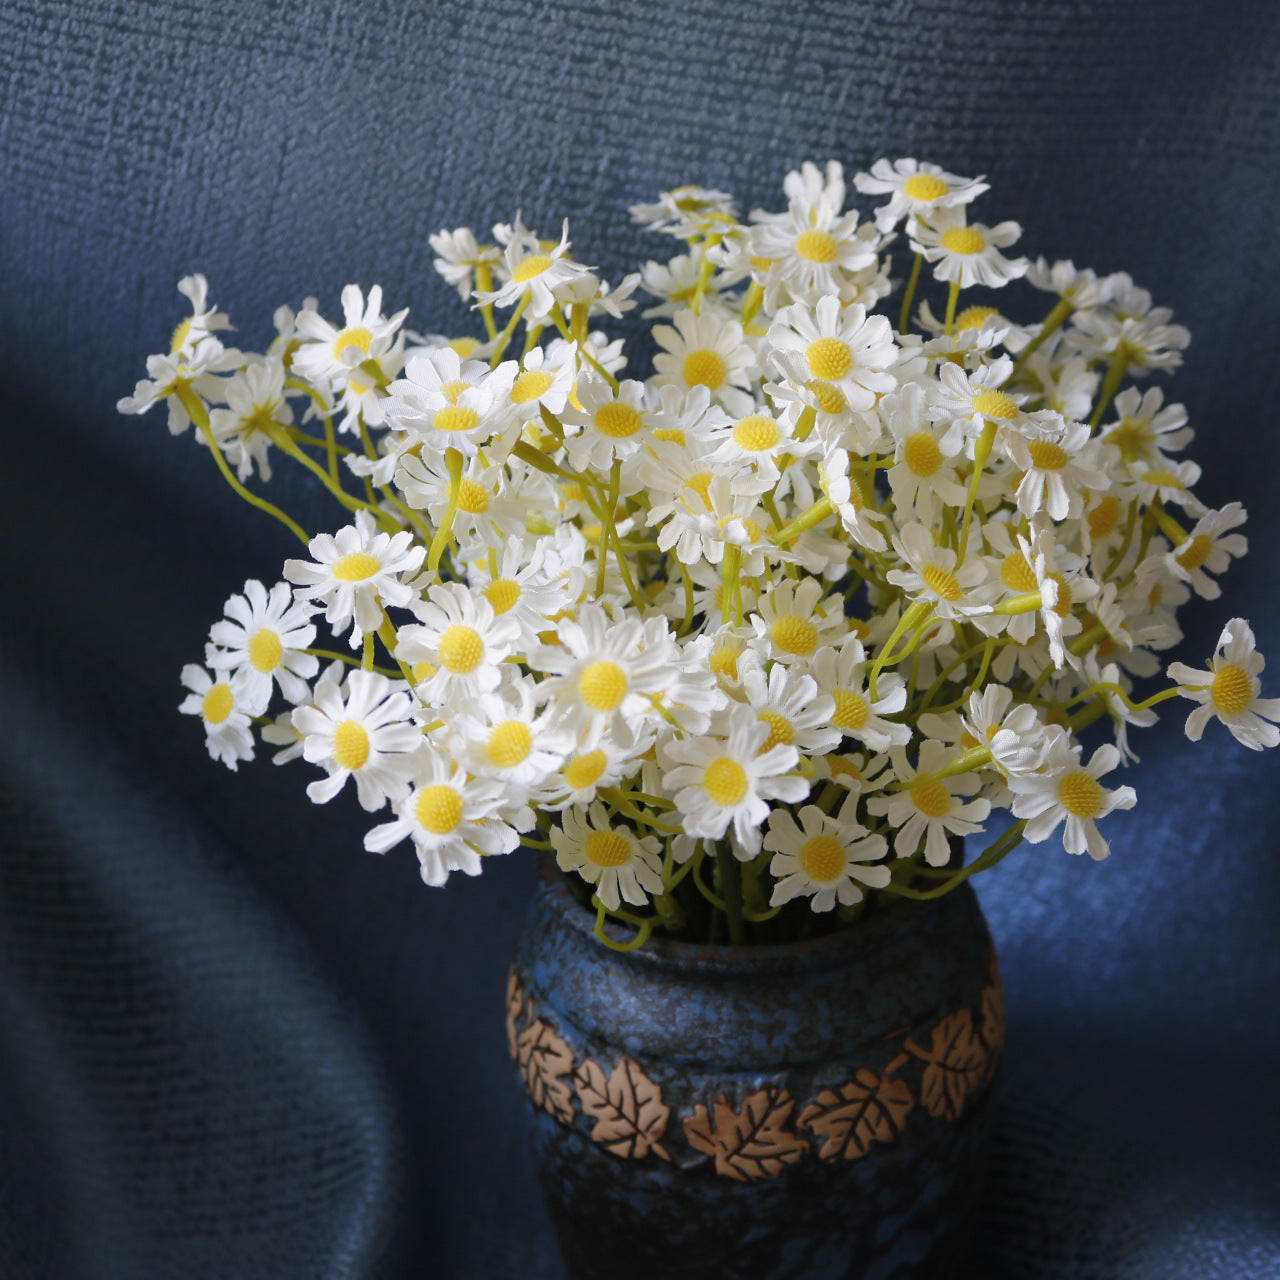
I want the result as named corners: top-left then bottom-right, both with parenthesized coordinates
top-left (508, 858), bottom-right (1003, 1280)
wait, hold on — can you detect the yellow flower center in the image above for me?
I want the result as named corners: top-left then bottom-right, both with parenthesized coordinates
top-left (511, 369), bottom-right (554, 404)
top-left (921, 563), bottom-right (963, 602)
top-left (246, 628), bottom-right (283, 673)
top-left (805, 337), bottom-right (853, 382)
top-left (911, 781), bottom-right (951, 819)
top-left (584, 829), bottom-right (632, 867)
top-left (682, 349), bottom-right (728, 390)
top-left (447, 337), bottom-right (481, 357)
top-left (456, 479), bottom-right (490, 513)
top-left (1057, 769), bottom-right (1103, 818)
top-left (333, 326), bottom-right (373, 362)
top-left (512, 253), bottom-right (553, 282)
top-left (703, 757), bottom-right (748, 806)
top-left (758, 712), bottom-right (794, 752)
top-left (653, 427), bottom-right (685, 445)
top-left (433, 405), bottom-right (481, 434)
top-left (940, 226), bottom-right (986, 255)
top-left (799, 834), bottom-right (846, 881)
top-left (831, 689), bottom-right (869, 732)
top-left (770, 614), bottom-right (819, 656)
top-left (1028, 439), bottom-right (1070, 471)
top-left (487, 720), bottom-right (533, 768)
top-left (956, 305), bottom-right (999, 331)
top-left (563, 749), bottom-right (608, 791)
top-left (902, 173), bottom-right (948, 201)
top-left (971, 389), bottom-right (1018, 420)
top-left (1088, 496), bottom-right (1122, 540)
top-left (1142, 468), bottom-right (1183, 490)
top-left (1176, 535), bottom-right (1213, 571)
top-left (594, 401), bottom-right (643, 438)
top-left (1047, 573), bottom-right (1072, 618)
top-left (733, 414), bottom-right (781, 452)
top-left (1107, 419), bottom-right (1149, 461)
top-left (709, 645), bottom-right (740, 681)
top-left (170, 316), bottom-right (193, 354)
top-left (332, 551), bottom-right (381, 581)
top-left (333, 719), bottom-right (370, 771)
top-left (579, 660), bottom-right (628, 711)
top-left (1000, 552), bottom-right (1039, 593)
top-left (806, 379), bottom-right (848, 416)
top-left (437, 624), bottom-right (484, 673)
top-left (903, 431), bottom-right (943, 477)
top-left (794, 229), bottom-right (839, 263)
top-left (440, 380), bottom-right (470, 404)
top-left (416, 785), bottom-right (463, 834)
top-left (1210, 663), bottom-right (1254, 715)
top-left (201, 683), bottom-right (235, 724)
top-left (826, 755), bottom-right (863, 784)
top-left (483, 578), bottom-right (521, 614)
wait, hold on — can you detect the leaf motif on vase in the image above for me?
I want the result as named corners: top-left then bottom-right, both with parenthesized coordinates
top-left (908, 1009), bottom-right (988, 1122)
top-left (505, 969), bottom-right (526, 1064)
top-left (798, 1056), bottom-right (915, 1161)
top-left (517, 1018), bottom-right (576, 1125)
top-left (574, 1056), bottom-right (672, 1161)
top-left (979, 958), bottom-right (1006, 1080)
top-left (682, 1086), bottom-right (808, 1182)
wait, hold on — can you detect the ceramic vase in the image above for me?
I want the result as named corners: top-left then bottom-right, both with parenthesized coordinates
top-left (508, 856), bottom-right (1003, 1280)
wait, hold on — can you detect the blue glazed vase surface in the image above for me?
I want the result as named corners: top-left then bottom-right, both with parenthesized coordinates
top-left (508, 857), bottom-right (1003, 1280)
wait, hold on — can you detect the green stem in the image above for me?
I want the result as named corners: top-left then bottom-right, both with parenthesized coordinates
top-left (899, 252), bottom-right (924, 334)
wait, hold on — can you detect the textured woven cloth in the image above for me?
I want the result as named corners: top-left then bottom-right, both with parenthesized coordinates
top-left (2, 0), bottom-right (1279, 1275)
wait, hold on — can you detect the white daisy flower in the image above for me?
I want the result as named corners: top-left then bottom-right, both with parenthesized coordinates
top-left (651, 308), bottom-right (758, 418)
top-left (1025, 258), bottom-right (1109, 311)
top-left (1167, 618), bottom-right (1280, 750)
top-left (630, 185), bottom-right (738, 240)
top-left (767, 296), bottom-right (898, 413)
top-left (930, 356), bottom-right (1026, 444)
top-left (853, 158), bottom-right (988, 233)
top-left (395, 450), bottom-right (517, 549)
top-left (429, 226), bottom-right (501, 302)
top-left (506, 344), bottom-right (576, 421)
top-left (396, 582), bottom-right (521, 701)
top-left (178, 663), bottom-right (265, 771)
top-left (1003, 416), bottom-right (1110, 523)
top-left (910, 207), bottom-right (1028, 290)
top-left (206, 357), bottom-right (291, 482)
top-left (661, 703), bottom-right (809, 854)
top-left (884, 383), bottom-right (969, 518)
top-left (764, 796), bottom-right (890, 911)
top-left (461, 536), bottom-right (578, 645)
top-left (560, 375), bottom-right (654, 472)
top-left (1069, 274), bottom-right (1190, 374)
top-left (380, 346), bottom-right (518, 454)
top-left (704, 405), bottom-right (818, 484)
top-left (887, 524), bottom-right (992, 621)
top-left (529, 604), bottom-right (675, 733)
top-left (1007, 741), bottom-right (1137, 860)
top-left (638, 253), bottom-right (732, 318)
top-left (1100, 386), bottom-right (1192, 465)
top-left (1162, 503), bottom-right (1248, 601)
top-left (740, 660), bottom-right (840, 757)
top-left (475, 217), bottom-right (594, 319)
top-left (532, 720), bottom-right (655, 811)
top-left (865, 740), bottom-right (992, 865)
top-left (818, 445), bottom-right (890, 553)
top-left (551, 802), bottom-right (665, 911)
top-left (805, 637), bottom-right (912, 753)
top-left (748, 161), bottom-right (879, 302)
top-left (168, 274), bottom-right (235, 357)
top-left (291, 284), bottom-right (408, 392)
top-left (284, 509), bottom-right (426, 648)
top-left (207, 578), bottom-right (319, 705)
top-left (1017, 527), bottom-right (1099, 669)
top-left (749, 578), bottom-right (849, 664)
top-left (959, 686), bottom-right (1058, 779)
top-left (293, 668), bottom-right (423, 811)
top-left (449, 678), bottom-right (575, 788)
top-left (363, 748), bottom-right (524, 886)
top-left (1129, 458), bottom-right (1203, 512)
top-left (117, 335), bottom-right (242, 435)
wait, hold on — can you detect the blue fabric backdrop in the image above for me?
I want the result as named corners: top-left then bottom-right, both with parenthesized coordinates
top-left (1, 1), bottom-right (1278, 1275)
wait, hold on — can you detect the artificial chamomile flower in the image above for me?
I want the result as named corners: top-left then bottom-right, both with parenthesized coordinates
top-left (552, 802), bottom-right (665, 910)
top-left (1167, 618), bottom-right (1280, 750)
top-left (178, 664), bottom-right (265, 770)
top-left (207, 578), bottom-right (319, 705)
top-left (765, 797), bottom-right (890, 911)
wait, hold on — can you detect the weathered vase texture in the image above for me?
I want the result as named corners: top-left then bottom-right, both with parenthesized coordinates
top-left (509, 859), bottom-right (1003, 1280)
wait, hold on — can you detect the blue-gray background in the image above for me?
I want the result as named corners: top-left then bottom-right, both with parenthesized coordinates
top-left (1, 1), bottom-right (1278, 1276)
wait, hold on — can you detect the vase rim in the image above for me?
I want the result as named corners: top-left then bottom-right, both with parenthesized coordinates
top-left (534, 853), bottom-right (966, 976)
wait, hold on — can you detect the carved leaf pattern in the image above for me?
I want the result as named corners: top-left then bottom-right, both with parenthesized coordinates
top-left (683, 1087), bottom-right (808, 1182)
top-left (798, 1062), bottom-right (914, 1162)
top-left (505, 970), bottom-right (526, 1064)
top-left (912, 1009), bottom-right (988, 1121)
top-left (575, 1056), bottom-right (672, 1161)
top-left (979, 960), bottom-right (1006, 1080)
top-left (517, 1019), bottom-right (576, 1125)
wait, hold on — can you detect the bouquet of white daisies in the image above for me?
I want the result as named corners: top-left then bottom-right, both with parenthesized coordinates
top-left (120, 158), bottom-right (1278, 948)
